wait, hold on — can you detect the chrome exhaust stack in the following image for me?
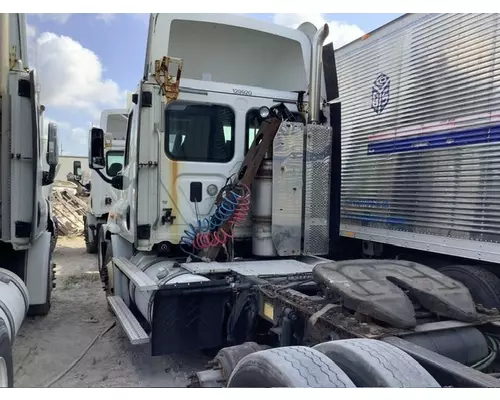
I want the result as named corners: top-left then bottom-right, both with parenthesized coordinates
top-left (308, 23), bottom-right (329, 124)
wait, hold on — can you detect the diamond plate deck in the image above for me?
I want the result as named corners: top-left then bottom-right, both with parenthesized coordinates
top-left (183, 259), bottom-right (313, 277)
top-left (113, 257), bottom-right (158, 291)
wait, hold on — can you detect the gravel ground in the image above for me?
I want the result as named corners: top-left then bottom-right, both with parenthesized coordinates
top-left (12, 236), bottom-right (209, 388)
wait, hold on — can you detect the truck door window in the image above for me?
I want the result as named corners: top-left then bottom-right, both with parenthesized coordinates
top-left (165, 102), bottom-right (235, 163)
top-left (106, 151), bottom-right (125, 177)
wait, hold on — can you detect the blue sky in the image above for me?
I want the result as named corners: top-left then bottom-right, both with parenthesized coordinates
top-left (26, 13), bottom-right (402, 156)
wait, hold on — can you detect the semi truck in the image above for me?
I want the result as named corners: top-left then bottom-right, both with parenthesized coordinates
top-left (88, 13), bottom-right (500, 388)
top-left (0, 13), bottom-right (59, 387)
top-left (81, 109), bottom-right (127, 254)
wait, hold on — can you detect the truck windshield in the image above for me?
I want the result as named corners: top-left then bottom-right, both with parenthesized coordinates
top-left (165, 102), bottom-right (235, 163)
top-left (106, 150), bottom-right (124, 177)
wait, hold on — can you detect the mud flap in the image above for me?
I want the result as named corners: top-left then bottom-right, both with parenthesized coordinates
top-left (151, 280), bottom-right (232, 355)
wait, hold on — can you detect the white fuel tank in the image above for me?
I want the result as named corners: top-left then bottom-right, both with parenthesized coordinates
top-left (0, 268), bottom-right (29, 342)
top-left (128, 256), bottom-right (209, 324)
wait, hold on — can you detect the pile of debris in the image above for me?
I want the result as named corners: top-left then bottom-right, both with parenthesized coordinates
top-left (51, 180), bottom-right (89, 237)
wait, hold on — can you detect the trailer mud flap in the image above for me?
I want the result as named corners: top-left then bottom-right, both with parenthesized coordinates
top-left (151, 280), bottom-right (232, 355)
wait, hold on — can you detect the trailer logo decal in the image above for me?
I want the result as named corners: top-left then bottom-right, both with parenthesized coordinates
top-left (371, 73), bottom-right (390, 115)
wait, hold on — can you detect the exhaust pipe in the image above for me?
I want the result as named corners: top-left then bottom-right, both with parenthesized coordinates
top-left (0, 13), bottom-right (9, 95)
top-left (309, 23), bottom-right (329, 124)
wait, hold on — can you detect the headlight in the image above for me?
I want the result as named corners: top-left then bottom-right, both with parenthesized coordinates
top-left (259, 106), bottom-right (270, 119)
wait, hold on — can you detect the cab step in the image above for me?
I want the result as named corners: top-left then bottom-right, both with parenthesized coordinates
top-left (113, 257), bottom-right (158, 291)
top-left (107, 295), bottom-right (150, 345)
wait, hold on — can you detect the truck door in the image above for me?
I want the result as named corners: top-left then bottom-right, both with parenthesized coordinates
top-left (156, 91), bottom-right (279, 245)
top-left (1, 69), bottom-right (42, 248)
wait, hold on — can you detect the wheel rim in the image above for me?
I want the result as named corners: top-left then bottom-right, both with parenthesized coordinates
top-left (0, 356), bottom-right (8, 387)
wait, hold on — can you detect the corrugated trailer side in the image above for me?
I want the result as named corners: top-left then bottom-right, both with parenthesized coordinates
top-left (336, 13), bottom-right (500, 263)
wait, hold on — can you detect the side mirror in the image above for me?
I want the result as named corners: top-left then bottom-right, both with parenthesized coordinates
top-left (73, 160), bottom-right (82, 180)
top-left (47, 122), bottom-right (59, 167)
top-left (111, 175), bottom-right (123, 190)
top-left (43, 122), bottom-right (59, 186)
top-left (89, 127), bottom-right (105, 170)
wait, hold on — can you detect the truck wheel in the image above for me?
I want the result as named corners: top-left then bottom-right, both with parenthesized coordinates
top-left (313, 339), bottom-right (440, 388)
top-left (439, 264), bottom-right (500, 309)
top-left (227, 346), bottom-right (356, 388)
top-left (0, 319), bottom-right (13, 387)
top-left (84, 216), bottom-right (97, 254)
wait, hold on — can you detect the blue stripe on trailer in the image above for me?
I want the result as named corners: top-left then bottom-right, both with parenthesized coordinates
top-left (367, 124), bottom-right (500, 155)
top-left (343, 213), bottom-right (408, 225)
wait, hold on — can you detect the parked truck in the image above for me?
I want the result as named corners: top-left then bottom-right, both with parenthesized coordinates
top-left (0, 13), bottom-right (59, 387)
top-left (88, 13), bottom-right (500, 388)
top-left (80, 109), bottom-right (127, 254)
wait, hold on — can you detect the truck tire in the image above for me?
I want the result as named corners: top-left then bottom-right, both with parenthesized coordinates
top-left (84, 216), bottom-right (97, 254)
top-left (439, 264), bottom-right (500, 309)
top-left (0, 318), bottom-right (13, 387)
top-left (313, 339), bottom-right (440, 388)
top-left (227, 346), bottom-right (356, 388)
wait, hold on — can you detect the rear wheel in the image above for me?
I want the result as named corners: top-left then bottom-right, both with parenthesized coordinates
top-left (227, 346), bottom-right (356, 388)
top-left (313, 339), bottom-right (440, 388)
top-left (439, 264), bottom-right (500, 309)
top-left (0, 319), bottom-right (13, 387)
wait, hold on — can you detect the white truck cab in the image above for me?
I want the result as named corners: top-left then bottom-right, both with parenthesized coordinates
top-left (89, 13), bottom-right (334, 351)
top-left (0, 13), bottom-right (59, 387)
top-left (82, 109), bottom-right (127, 253)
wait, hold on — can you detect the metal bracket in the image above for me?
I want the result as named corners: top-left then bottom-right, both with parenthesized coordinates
top-left (154, 56), bottom-right (183, 105)
top-left (161, 208), bottom-right (176, 225)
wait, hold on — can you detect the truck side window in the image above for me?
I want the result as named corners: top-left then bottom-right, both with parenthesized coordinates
top-left (106, 151), bottom-right (125, 177)
top-left (165, 102), bottom-right (235, 163)
top-left (245, 109), bottom-right (304, 153)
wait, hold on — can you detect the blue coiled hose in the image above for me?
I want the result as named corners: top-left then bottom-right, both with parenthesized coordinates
top-left (179, 187), bottom-right (241, 251)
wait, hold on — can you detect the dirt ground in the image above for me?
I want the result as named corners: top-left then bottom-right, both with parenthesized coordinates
top-left (12, 236), bottom-right (209, 388)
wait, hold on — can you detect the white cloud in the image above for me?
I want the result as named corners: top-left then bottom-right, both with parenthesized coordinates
top-left (96, 14), bottom-right (116, 24)
top-left (35, 32), bottom-right (124, 118)
top-left (26, 23), bottom-right (36, 38)
top-left (129, 14), bottom-right (150, 24)
top-left (273, 13), bottom-right (364, 49)
top-left (32, 14), bottom-right (72, 24)
top-left (42, 117), bottom-right (89, 156)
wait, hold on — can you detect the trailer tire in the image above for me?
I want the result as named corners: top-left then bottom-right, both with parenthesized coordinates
top-left (227, 346), bottom-right (356, 388)
top-left (313, 339), bottom-right (440, 388)
top-left (0, 318), bottom-right (13, 388)
top-left (439, 264), bottom-right (500, 309)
